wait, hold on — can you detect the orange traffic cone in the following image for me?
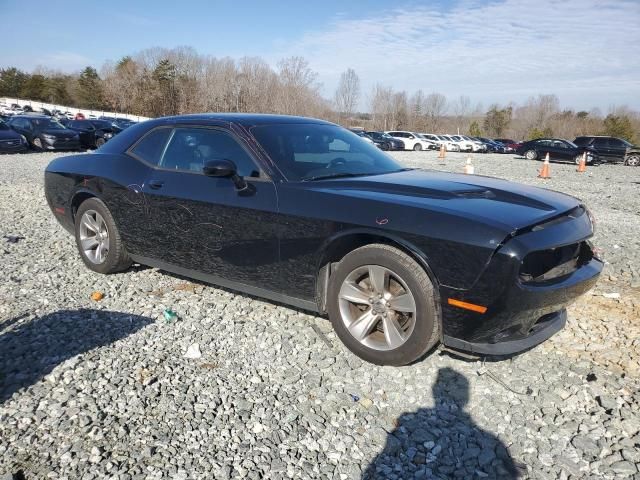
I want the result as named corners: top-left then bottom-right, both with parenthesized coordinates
top-left (538, 153), bottom-right (551, 179)
top-left (438, 144), bottom-right (446, 159)
top-left (464, 156), bottom-right (474, 174)
top-left (577, 152), bottom-right (587, 173)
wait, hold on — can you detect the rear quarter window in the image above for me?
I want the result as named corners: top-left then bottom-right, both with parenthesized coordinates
top-left (129, 128), bottom-right (172, 166)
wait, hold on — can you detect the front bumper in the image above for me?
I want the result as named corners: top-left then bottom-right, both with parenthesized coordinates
top-left (439, 206), bottom-right (602, 356)
top-left (443, 309), bottom-right (566, 355)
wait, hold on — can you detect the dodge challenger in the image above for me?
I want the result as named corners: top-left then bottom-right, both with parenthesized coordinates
top-left (44, 114), bottom-right (603, 366)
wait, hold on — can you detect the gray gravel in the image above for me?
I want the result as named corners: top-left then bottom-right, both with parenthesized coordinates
top-left (0, 151), bottom-right (639, 479)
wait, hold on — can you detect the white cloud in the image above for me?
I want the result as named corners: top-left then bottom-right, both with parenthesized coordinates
top-left (270, 0), bottom-right (640, 110)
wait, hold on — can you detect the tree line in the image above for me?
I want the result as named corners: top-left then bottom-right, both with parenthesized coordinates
top-left (1, 46), bottom-right (638, 142)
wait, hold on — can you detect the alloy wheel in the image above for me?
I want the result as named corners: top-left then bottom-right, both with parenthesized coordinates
top-left (338, 265), bottom-right (417, 351)
top-left (79, 209), bottom-right (110, 264)
top-left (626, 154), bottom-right (640, 167)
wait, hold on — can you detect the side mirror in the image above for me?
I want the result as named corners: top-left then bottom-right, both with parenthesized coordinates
top-left (203, 159), bottom-right (254, 195)
top-left (203, 159), bottom-right (237, 177)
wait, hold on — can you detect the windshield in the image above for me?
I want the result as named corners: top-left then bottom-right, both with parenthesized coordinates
top-left (34, 118), bottom-right (66, 130)
top-left (251, 124), bottom-right (406, 181)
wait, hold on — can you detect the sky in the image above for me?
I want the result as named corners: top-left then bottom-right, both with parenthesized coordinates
top-left (1, 0), bottom-right (639, 111)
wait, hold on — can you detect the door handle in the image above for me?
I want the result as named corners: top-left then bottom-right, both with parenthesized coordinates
top-left (148, 180), bottom-right (164, 190)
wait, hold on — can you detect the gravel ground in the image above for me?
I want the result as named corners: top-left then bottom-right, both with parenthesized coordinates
top-left (0, 151), bottom-right (639, 480)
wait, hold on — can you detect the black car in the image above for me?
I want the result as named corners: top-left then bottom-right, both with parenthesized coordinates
top-left (7, 115), bottom-right (80, 151)
top-left (364, 131), bottom-right (404, 151)
top-left (516, 138), bottom-right (598, 164)
top-left (87, 119), bottom-right (122, 136)
top-left (0, 118), bottom-right (29, 153)
top-left (113, 118), bottom-right (136, 129)
top-left (60, 119), bottom-right (98, 149)
top-left (44, 114), bottom-right (602, 366)
top-left (61, 119), bottom-right (116, 148)
top-left (573, 136), bottom-right (640, 166)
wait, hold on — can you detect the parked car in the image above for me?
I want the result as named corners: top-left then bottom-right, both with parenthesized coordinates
top-left (86, 119), bottom-right (122, 136)
top-left (573, 136), bottom-right (640, 166)
top-left (349, 129), bottom-right (375, 145)
top-left (22, 105), bottom-right (34, 113)
top-left (477, 137), bottom-right (508, 153)
top-left (420, 134), bottom-right (460, 152)
top-left (365, 131), bottom-right (405, 151)
top-left (6, 115), bottom-right (80, 151)
top-left (494, 138), bottom-right (521, 151)
top-left (0, 118), bottom-right (29, 154)
top-left (75, 112), bottom-right (86, 120)
top-left (385, 131), bottom-right (433, 151)
top-left (350, 129), bottom-right (390, 150)
top-left (516, 138), bottom-right (598, 164)
top-left (59, 119), bottom-right (100, 149)
top-left (113, 118), bottom-right (136, 129)
top-left (44, 113), bottom-right (602, 366)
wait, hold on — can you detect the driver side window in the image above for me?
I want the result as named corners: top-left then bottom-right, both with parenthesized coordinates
top-left (160, 127), bottom-right (261, 177)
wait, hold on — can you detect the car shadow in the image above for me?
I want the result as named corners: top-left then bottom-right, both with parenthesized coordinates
top-left (0, 309), bottom-right (152, 404)
top-left (362, 367), bottom-right (524, 479)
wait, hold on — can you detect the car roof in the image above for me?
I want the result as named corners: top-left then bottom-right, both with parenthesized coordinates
top-left (145, 113), bottom-right (334, 128)
top-left (11, 115), bottom-right (50, 120)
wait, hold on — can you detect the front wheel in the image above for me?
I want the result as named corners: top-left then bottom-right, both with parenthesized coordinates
top-left (327, 244), bottom-right (440, 366)
top-left (32, 137), bottom-right (43, 150)
top-left (95, 137), bottom-right (106, 148)
top-left (413, 143), bottom-right (422, 151)
top-left (626, 154), bottom-right (640, 166)
top-left (74, 197), bottom-right (131, 274)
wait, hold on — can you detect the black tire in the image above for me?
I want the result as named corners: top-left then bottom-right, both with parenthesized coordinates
top-left (95, 137), bottom-right (106, 148)
top-left (32, 137), bottom-right (43, 150)
top-left (327, 244), bottom-right (440, 366)
top-left (524, 149), bottom-right (538, 160)
top-left (413, 143), bottom-right (422, 151)
top-left (74, 197), bottom-right (131, 274)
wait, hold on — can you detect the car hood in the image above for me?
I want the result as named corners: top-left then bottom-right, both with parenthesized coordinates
top-left (304, 169), bottom-right (581, 233)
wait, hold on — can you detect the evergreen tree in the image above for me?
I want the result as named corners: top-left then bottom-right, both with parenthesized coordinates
top-left (0, 67), bottom-right (28, 97)
top-left (77, 66), bottom-right (105, 109)
top-left (602, 114), bottom-right (635, 142)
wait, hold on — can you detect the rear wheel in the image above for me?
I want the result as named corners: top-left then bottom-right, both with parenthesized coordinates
top-left (327, 244), bottom-right (440, 366)
top-left (524, 149), bottom-right (538, 160)
top-left (74, 197), bottom-right (131, 274)
top-left (626, 154), bottom-right (640, 166)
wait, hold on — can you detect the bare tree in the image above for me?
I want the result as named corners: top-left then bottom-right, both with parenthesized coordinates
top-left (334, 68), bottom-right (360, 120)
top-left (424, 93), bottom-right (447, 132)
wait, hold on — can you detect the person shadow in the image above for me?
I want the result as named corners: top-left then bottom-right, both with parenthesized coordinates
top-left (0, 309), bottom-right (152, 404)
top-left (362, 367), bottom-right (523, 479)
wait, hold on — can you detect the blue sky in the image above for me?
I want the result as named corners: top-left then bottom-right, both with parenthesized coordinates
top-left (2, 0), bottom-right (639, 111)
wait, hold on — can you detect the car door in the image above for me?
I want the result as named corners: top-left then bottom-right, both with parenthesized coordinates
top-left (607, 138), bottom-right (628, 159)
top-left (139, 125), bottom-right (280, 289)
top-left (548, 140), bottom-right (573, 161)
top-left (592, 138), bottom-right (610, 158)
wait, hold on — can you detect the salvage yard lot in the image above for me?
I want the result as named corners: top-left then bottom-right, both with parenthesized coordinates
top-left (1, 151), bottom-right (639, 479)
